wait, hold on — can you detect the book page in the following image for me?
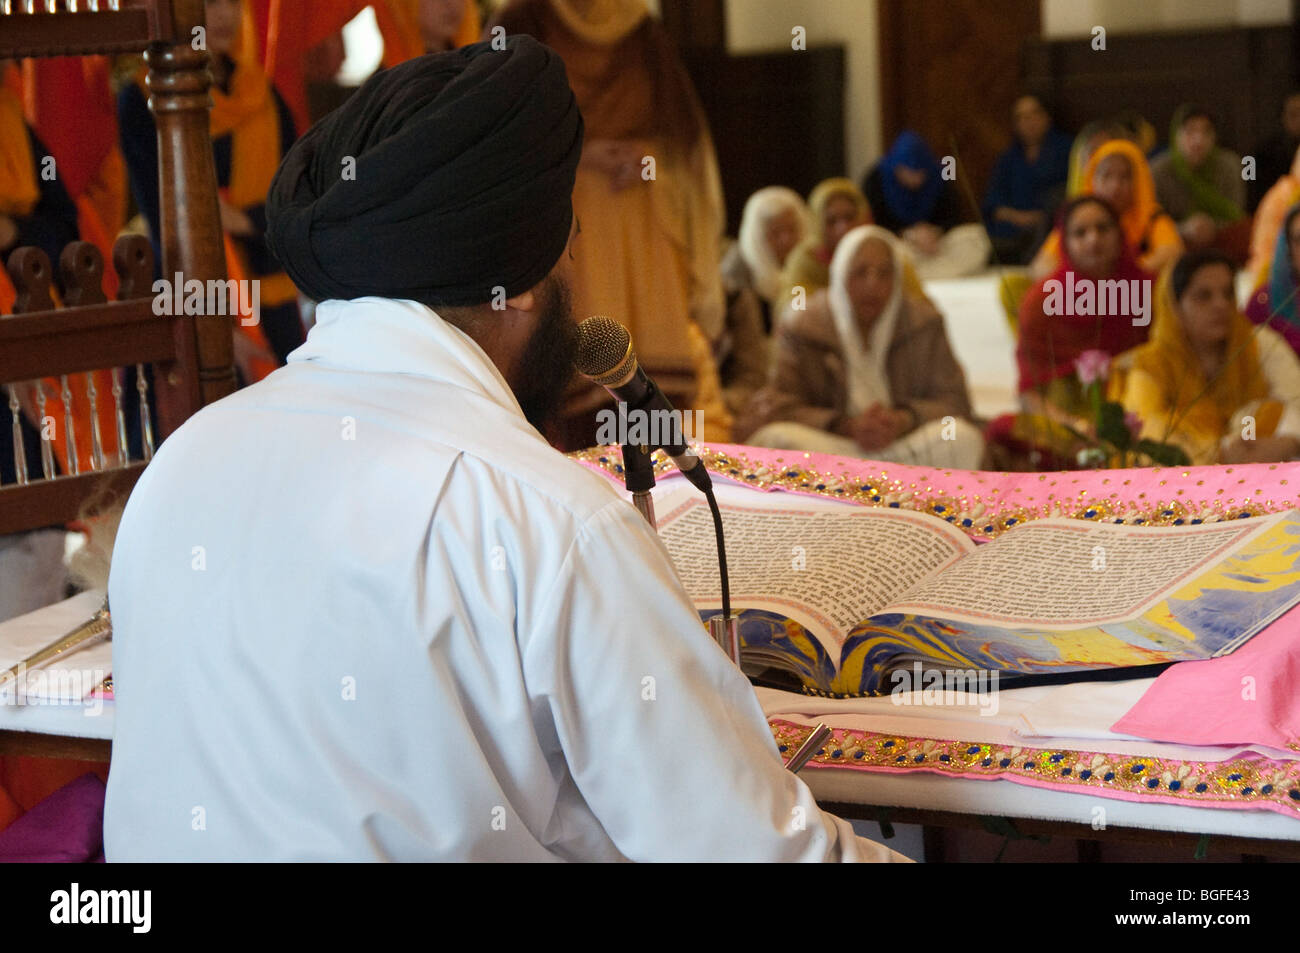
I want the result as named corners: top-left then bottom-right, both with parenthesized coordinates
top-left (655, 485), bottom-right (974, 647)
top-left (882, 512), bottom-right (1293, 630)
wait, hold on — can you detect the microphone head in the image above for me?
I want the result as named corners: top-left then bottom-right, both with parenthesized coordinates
top-left (574, 315), bottom-right (637, 387)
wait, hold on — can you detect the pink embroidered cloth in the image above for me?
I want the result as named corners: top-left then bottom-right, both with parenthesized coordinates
top-left (570, 442), bottom-right (1300, 541)
top-left (572, 443), bottom-right (1300, 818)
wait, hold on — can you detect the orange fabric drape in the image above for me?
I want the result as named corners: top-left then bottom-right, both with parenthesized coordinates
top-left (252, 0), bottom-right (481, 134)
top-left (0, 74), bottom-right (29, 314)
top-left (252, 0), bottom-right (367, 133)
top-left (21, 56), bottom-right (128, 273)
top-left (39, 368), bottom-right (124, 477)
top-left (0, 85), bottom-right (40, 220)
top-left (3, 78), bottom-right (122, 475)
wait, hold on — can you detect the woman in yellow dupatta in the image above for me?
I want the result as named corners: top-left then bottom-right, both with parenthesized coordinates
top-left (777, 178), bottom-right (869, 308)
top-left (1031, 139), bottom-right (1183, 281)
top-left (778, 177), bottom-right (927, 315)
top-left (1119, 250), bottom-right (1300, 466)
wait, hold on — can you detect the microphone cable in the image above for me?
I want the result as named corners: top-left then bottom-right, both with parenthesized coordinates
top-left (702, 481), bottom-right (731, 621)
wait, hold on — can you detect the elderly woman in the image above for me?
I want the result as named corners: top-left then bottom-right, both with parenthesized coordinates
top-left (717, 186), bottom-right (809, 415)
top-left (736, 225), bottom-right (985, 470)
top-left (1120, 250), bottom-right (1300, 466)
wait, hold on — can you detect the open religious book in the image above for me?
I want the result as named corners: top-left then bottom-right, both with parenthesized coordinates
top-left (654, 484), bottom-right (1300, 697)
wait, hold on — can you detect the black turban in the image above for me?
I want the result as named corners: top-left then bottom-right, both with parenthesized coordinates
top-left (266, 35), bottom-right (584, 308)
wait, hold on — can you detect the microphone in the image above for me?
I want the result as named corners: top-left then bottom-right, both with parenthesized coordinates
top-left (574, 315), bottom-right (713, 494)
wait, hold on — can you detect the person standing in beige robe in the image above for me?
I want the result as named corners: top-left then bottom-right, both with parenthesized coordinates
top-left (487, 0), bottom-right (730, 447)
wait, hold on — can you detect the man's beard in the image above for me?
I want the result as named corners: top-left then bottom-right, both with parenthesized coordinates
top-left (511, 274), bottom-right (578, 433)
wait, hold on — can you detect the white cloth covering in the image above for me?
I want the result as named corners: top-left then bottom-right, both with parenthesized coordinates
top-left (103, 296), bottom-right (906, 862)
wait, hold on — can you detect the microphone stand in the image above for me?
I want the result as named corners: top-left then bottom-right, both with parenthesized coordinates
top-left (616, 431), bottom-right (739, 668)
top-left (620, 439), bottom-right (657, 529)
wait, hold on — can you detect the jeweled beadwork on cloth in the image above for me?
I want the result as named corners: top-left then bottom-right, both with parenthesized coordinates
top-left (570, 444), bottom-right (1300, 540)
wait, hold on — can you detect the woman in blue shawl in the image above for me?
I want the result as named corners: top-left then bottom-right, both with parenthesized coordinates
top-left (861, 131), bottom-right (988, 278)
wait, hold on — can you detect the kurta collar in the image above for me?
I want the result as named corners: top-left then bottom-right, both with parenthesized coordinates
top-left (287, 296), bottom-right (525, 418)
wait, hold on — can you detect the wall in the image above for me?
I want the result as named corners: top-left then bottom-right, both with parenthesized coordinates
top-left (1041, 0), bottom-right (1289, 37)
top-left (725, 0), bottom-right (882, 181)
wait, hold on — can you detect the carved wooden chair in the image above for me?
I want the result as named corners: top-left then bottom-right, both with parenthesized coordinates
top-left (1, 0), bottom-right (238, 758)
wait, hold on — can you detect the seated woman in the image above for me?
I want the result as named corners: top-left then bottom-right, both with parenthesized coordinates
top-left (1120, 249), bottom-right (1300, 466)
top-left (736, 225), bottom-right (985, 470)
top-left (1064, 119), bottom-right (1127, 199)
top-left (722, 185), bottom-right (808, 332)
top-left (717, 186), bottom-right (808, 416)
top-left (862, 131), bottom-right (989, 279)
top-left (779, 176), bottom-right (927, 312)
top-left (982, 94), bottom-right (1072, 265)
top-left (1149, 105), bottom-right (1250, 261)
top-left (985, 196), bottom-right (1153, 470)
top-left (778, 177), bottom-right (870, 307)
top-left (1245, 204), bottom-right (1300, 355)
top-left (1030, 139), bottom-right (1182, 282)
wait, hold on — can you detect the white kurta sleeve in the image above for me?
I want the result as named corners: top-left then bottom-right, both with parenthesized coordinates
top-left (1255, 325), bottom-right (1300, 442)
top-left (522, 497), bottom-right (909, 862)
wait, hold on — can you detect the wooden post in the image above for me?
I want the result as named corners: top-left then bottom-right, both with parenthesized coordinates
top-left (145, 0), bottom-right (237, 437)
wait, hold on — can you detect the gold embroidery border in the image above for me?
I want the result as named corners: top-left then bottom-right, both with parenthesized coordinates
top-left (570, 445), bottom-right (1300, 539)
top-left (770, 719), bottom-right (1300, 816)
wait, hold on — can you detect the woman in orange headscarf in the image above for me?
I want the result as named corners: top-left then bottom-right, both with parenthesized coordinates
top-left (119, 0), bottom-right (300, 385)
top-left (1030, 139), bottom-right (1183, 282)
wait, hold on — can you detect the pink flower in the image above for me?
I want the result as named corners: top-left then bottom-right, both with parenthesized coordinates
top-left (1074, 350), bottom-right (1110, 387)
top-left (1124, 410), bottom-right (1142, 441)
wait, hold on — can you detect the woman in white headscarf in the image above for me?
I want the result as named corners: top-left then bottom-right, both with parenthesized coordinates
top-left (717, 186), bottom-right (809, 415)
top-left (737, 225), bottom-right (986, 469)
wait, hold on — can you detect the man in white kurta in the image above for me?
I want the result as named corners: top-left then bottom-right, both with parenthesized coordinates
top-left (104, 36), bottom-right (904, 862)
top-left (103, 295), bottom-right (903, 862)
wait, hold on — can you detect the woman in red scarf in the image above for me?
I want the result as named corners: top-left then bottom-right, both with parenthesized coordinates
top-left (987, 195), bottom-right (1154, 469)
